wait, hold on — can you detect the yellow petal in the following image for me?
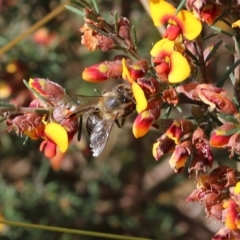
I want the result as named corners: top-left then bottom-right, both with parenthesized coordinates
top-left (177, 10), bottom-right (202, 40)
top-left (122, 58), bottom-right (133, 83)
top-left (150, 38), bottom-right (174, 57)
top-left (132, 111), bottom-right (153, 138)
top-left (232, 20), bottom-right (240, 28)
top-left (149, 0), bottom-right (175, 26)
top-left (234, 182), bottom-right (240, 194)
top-left (132, 81), bottom-right (147, 113)
top-left (44, 122), bottom-right (68, 153)
top-left (152, 141), bottom-right (160, 160)
top-left (168, 51), bottom-right (190, 83)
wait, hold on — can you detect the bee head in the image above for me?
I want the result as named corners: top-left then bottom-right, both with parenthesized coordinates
top-left (115, 84), bottom-right (133, 103)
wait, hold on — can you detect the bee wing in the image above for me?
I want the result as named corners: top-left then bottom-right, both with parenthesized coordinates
top-left (89, 117), bottom-right (115, 157)
top-left (62, 94), bottom-right (102, 117)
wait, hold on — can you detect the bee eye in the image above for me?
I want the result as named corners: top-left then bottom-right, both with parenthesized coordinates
top-left (117, 87), bottom-right (122, 93)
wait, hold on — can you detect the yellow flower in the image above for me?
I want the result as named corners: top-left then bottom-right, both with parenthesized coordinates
top-left (44, 122), bottom-right (68, 153)
top-left (149, 0), bottom-right (202, 41)
top-left (122, 58), bottom-right (147, 112)
top-left (150, 38), bottom-right (191, 83)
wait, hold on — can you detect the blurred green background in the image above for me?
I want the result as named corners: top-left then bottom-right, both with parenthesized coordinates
top-left (0, 0), bottom-right (221, 239)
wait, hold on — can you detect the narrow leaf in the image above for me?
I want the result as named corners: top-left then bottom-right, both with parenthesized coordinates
top-left (233, 97), bottom-right (239, 108)
top-left (176, 106), bottom-right (182, 113)
top-left (210, 25), bottom-right (233, 37)
top-left (114, 11), bottom-right (118, 33)
top-left (216, 59), bottom-right (240, 87)
top-left (65, 5), bottom-right (84, 16)
top-left (228, 69), bottom-right (235, 85)
top-left (163, 106), bottom-right (172, 118)
top-left (205, 40), bottom-right (222, 62)
top-left (223, 43), bottom-right (235, 54)
top-left (202, 32), bottom-right (218, 41)
top-left (211, 10), bottom-right (231, 26)
top-left (23, 136), bottom-right (29, 145)
top-left (34, 108), bottom-right (51, 115)
top-left (185, 48), bottom-right (199, 63)
top-left (91, 0), bottom-right (99, 13)
top-left (71, 0), bottom-right (91, 8)
top-left (132, 25), bottom-right (138, 49)
top-left (175, 0), bottom-right (186, 15)
top-left (0, 102), bottom-right (16, 108)
top-left (216, 113), bottom-right (239, 124)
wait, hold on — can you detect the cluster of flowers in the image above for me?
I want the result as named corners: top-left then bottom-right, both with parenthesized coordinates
top-left (6, 78), bottom-right (79, 169)
top-left (2, 0), bottom-right (240, 238)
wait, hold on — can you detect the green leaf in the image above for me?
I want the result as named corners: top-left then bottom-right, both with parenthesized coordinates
top-left (202, 32), bottom-right (218, 41)
top-left (34, 108), bottom-right (51, 115)
top-left (216, 113), bottom-right (239, 124)
top-left (185, 48), bottom-right (199, 64)
top-left (224, 128), bottom-right (238, 136)
top-left (65, 5), bottom-right (84, 16)
top-left (211, 10), bottom-right (231, 26)
top-left (0, 102), bottom-right (16, 108)
top-left (175, 0), bottom-right (186, 15)
top-left (228, 68), bottom-right (235, 85)
top-left (210, 25), bottom-right (233, 37)
top-left (176, 105), bottom-right (182, 113)
top-left (71, 0), bottom-right (91, 8)
top-left (91, 0), bottom-right (99, 14)
top-left (205, 40), bottom-right (222, 62)
top-left (223, 43), bottom-right (235, 54)
top-left (216, 59), bottom-right (240, 87)
top-left (132, 25), bottom-right (138, 49)
top-left (233, 97), bottom-right (239, 108)
top-left (113, 11), bottom-right (118, 33)
top-left (163, 106), bottom-right (172, 118)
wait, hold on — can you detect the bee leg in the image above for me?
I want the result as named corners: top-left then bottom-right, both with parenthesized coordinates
top-left (77, 116), bottom-right (83, 141)
top-left (115, 118), bottom-right (125, 128)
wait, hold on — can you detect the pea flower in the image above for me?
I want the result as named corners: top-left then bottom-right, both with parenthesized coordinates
top-left (11, 78), bottom-right (79, 161)
top-left (122, 58), bottom-right (148, 113)
top-left (169, 141), bottom-right (192, 172)
top-left (209, 122), bottom-right (236, 148)
top-left (150, 38), bottom-right (191, 83)
top-left (82, 60), bottom-right (123, 82)
top-left (82, 58), bottom-right (148, 83)
top-left (132, 98), bottom-right (161, 138)
top-left (149, 0), bottom-right (202, 41)
top-left (40, 122), bottom-right (69, 158)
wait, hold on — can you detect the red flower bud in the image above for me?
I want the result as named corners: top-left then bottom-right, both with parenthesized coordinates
top-left (82, 61), bottom-right (122, 82)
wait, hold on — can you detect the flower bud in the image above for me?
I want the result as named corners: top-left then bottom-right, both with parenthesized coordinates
top-left (82, 61), bottom-right (122, 82)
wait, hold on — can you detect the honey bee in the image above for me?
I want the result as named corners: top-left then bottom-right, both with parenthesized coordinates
top-left (62, 84), bottom-right (135, 157)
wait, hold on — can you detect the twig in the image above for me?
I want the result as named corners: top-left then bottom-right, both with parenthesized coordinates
top-left (0, 1), bottom-right (69, 57)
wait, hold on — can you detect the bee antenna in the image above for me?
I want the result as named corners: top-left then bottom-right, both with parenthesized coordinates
top-left (131, 96), bottom-right (136, 104)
